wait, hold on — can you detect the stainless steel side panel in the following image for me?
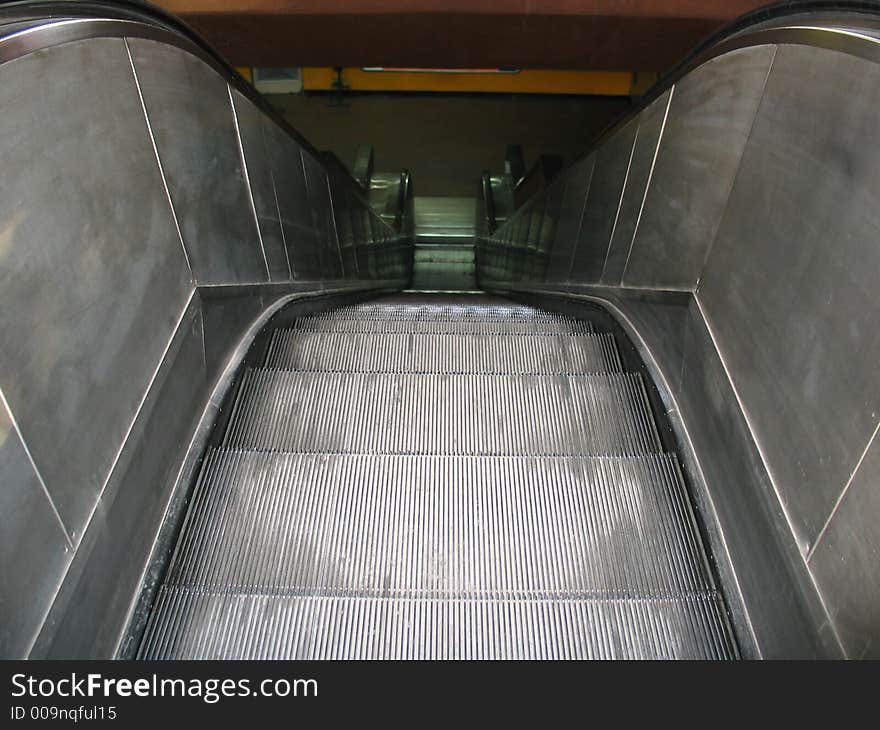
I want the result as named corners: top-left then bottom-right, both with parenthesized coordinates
top-left (808, 432), bottom-right (880, 658)
top-left (30, 300), bottom-right (207, 658)
top-left (677, 302), bottom-right (839, 657)
top-left (127, 38), bottom-right (269, 285)
top-left (262, 121), bottom-right (323, 280)
top-left (622, 45), bottom-right (776, 290)
top-left (545, 154), bottom-right (595, 282)
top-left (570, 119), bottom-right (638, 283)
top-left (698, 43), bottom-right (880, 550)
top-left (600, 89), bottom-right (672, 286)
top-left (228, 88), bottom-right (293, 281)
top-left (0, 38), bottom-right (194, 534)
top-left (0, 396), bottom-right (70, 658)
top-left (302, 152), bottom-right (343, 278)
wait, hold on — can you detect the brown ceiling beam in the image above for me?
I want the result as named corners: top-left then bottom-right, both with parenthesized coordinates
top-left (156, 1), bottom-right (770, 71)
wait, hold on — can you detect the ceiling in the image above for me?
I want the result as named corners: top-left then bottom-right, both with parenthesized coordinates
top-left (156, 1), bottom-right (771, 72)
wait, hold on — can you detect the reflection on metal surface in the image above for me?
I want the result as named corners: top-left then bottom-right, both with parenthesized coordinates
top-left (0, 389), bottom-right (71, 658)
top-left (128, 37), bottom-right (269, 285)
top-left (622, 46), bottom-right (776, 289)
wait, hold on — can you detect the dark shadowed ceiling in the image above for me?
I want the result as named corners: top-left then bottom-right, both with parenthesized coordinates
top-left (156, 1), bottom-right (771, 71)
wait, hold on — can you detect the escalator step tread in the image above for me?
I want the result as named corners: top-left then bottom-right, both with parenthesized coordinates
top-left (286, 301), bottom-right (594, 334)
top-left (139, 296), bottom-right (737, 660)
top-left (264, 330), bottom-right (623, 374)
top-left (224, 369), bottom-right (661, 456)
top-left (139, 591), bottom-right (734, 660)
top-left (139, 450), bottom-right (733, 660)
top-left (160, 450), bottom-right (715, 597)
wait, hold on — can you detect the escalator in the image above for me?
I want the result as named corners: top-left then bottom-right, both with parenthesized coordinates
top-left (2, 1), bottom-right (879, 660)
top-left (138, 296), bottom-right (735, 659)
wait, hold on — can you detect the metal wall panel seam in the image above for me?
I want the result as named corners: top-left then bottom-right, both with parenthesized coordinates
top-left (324, 174), bottom-right (346, 278)
top-left (540, 282), bottom-right (695, 295)
top-left (0, 388), bottom-right (72, 548)
top-left (808, 419), bottom-right (880, 563)
top-left (123, 37), bottom-right (194, 284)
top-left (692, 292), bottom-right (845, 656)
top-left (599, 122), bottom-right (640, 282)
top-left (25, 288), bottom-right (197, 658)
top-left (694, 45), bottom-right (778, 293)
top-left (228, 83), bottom-right (272, 282)
top-left (621, 87), bottom-right (675, 285)
top-left (269, 169), bottom-right (293, 278)
top-left (299, 150), bottom-right (317, 248)
top-left (565, 155), bottom-right (597, 282)
top-left (495, 284), bottom-right (759, 655)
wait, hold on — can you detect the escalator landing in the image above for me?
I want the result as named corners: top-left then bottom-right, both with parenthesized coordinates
top-left (138, 295), bottom-right (737, 659)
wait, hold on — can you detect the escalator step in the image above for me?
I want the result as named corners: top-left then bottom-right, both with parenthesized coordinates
top-left (162, 451), bottom-right (714, 596)
top-left (223, 370), bottom-right (661, 455)
top-left (138, 450), bottom-right (734, 659)
top-left (287, 303), bottom-right (594, 335)
top-left (139, 592), bottom-right (734, 660)
top-left (264, 330), bottom-right (623, 374)
top-left (139, 296), bottom-right (737, 660)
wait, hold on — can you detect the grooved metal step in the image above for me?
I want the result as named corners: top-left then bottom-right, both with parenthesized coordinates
top-left (140, 592), bottom-right (733, 660)
top-left (224, 370), bottom-right (661, 455)
top-left (139, 296), bottom-right (736, 660)
top-left (143, 450), bottom-right (733, 658)
top-left (158, 450), bottom-right (715, 597)
top-left (265, 330), bottom-right (622, 374)
top-left (287, 303), bottom-right (594, 335)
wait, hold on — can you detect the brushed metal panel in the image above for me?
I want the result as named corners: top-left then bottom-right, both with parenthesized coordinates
top-left (0, 398), bottom-right (70, 658)
top-left (698, 44), bottom-right (880, 548)
top-left (262, 122), bottom-right (323, 280)
top-left (32, 304), bottom-right (207, 658)
top-left (303, 152), bottom-right (342, 278)
top-left (808, 430), bottom-right (880, 658)
top-left (526, 194), bottom-right (545, 250)
top-left (127, 38), bottom-right (269, 285)
top-left (600, 89), bottom-right (672, 286)
top-left (623, 46), bottom-right (775, 289)
top-left (0, 38), bottom-right (193, 532)
top-left (538, 177), bottom-right (564, 259)
top-left (545, 154), bottom-right (595, 282)
top-left (327, 173), bottom-right (357, 273)
top-left (570, 119), bottom-right (638, 283)
top-left (228, 89), bottom-right (292, 281)
top-left (200, 289), bottom-right (273, 386)
top-left (678, 303), bottom-right (840, 657)
top-left (596, 289), bottom-right (690, 398)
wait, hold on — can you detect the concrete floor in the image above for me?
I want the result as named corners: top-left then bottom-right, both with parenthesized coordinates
top-left (265, 92), bottom-right (631, 196)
